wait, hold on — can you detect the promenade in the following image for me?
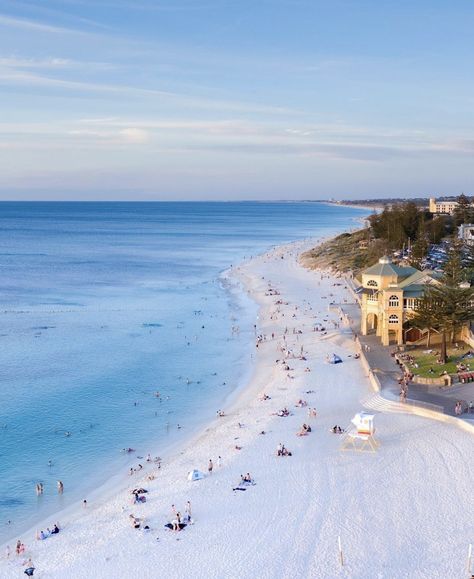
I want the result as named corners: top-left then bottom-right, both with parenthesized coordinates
top-left (336, 298), bottom-right (474, 420)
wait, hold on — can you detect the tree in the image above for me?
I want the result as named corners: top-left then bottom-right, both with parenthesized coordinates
top-left (411, 296), bottom-right (440, 347)
top-left (425, 215), bottom-right (447, 244)
top-left (410, 219), bottom-right (428, 269)
top-left (453, 193), bottom-right (474, 226)
top-left (413, 244), bottom-right (474, 363)
top-left (369, 202), bottom-right (424, 250)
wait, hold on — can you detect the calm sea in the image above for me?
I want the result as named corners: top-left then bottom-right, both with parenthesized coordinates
top-left (0, 201), bottom-right (366, 542)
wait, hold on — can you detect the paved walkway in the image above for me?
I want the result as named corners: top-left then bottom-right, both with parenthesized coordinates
top-left (335, 300), bottom-right (474, 420)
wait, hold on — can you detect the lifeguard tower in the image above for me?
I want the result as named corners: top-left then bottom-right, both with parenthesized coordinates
top-left (341, 411), bottom-right (379, 452)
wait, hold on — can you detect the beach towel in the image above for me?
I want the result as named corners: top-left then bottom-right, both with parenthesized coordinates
top-left (164, 523), bottom-right (187, 530)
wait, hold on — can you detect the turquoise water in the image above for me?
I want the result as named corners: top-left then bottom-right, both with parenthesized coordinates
top-left (0, 201), bottom-right (366, 541)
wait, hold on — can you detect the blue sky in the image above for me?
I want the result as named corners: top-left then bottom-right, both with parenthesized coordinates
top-left (0, 0), bottom-right (473, 200)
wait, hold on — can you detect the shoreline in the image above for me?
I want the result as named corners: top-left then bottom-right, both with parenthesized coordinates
top-left (0, 235), bottom-right (321, 550)
top-left (0, 232), bottom-right (345, 570)
top-left (0, 264), bottom-right (260, 548)
top-left (2, 233), bottom-right (473, 578)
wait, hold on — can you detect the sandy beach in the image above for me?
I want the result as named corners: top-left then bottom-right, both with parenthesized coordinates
top-left (1, 238), bottom-right (473, 579)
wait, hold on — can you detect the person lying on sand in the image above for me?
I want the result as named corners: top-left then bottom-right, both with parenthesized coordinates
top-left (260, 393), bottom-right (271, 401)
top-left (331, 425), bottom-right (344, 434)
top-left (129, 515), bottom-right (140, 529)
top-left (276, 408), bottom-right (290, 417)
top-left (296, 399), bottom-right (307, 407)
top-left (296, 424), bottom-right (311, 436)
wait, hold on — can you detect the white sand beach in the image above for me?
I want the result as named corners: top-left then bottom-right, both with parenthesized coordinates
top-left (2, 239), bottom-right (473, 579)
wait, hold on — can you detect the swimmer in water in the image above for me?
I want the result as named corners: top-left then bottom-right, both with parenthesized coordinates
top-left (57, 481), bottom-right (64, 494)
top-left (48, 460), bottom-right (53, 467)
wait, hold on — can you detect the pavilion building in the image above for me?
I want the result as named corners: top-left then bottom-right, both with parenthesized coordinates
top-left (359, 256), bottom-right (437, 346)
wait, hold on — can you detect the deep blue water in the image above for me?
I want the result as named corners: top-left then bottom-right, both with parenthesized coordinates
top-left (0, 201), bottom-right (366, 541)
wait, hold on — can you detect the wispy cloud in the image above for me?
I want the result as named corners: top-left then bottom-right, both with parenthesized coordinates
top-left (2, 116), bottom-right (473, 163)
top-left (68, 127), bottom-right (150, 144)
top-left (53, 0), bottom-right (225, 11)
top-left (0, 68), bottom-right (297, 115)
top-left (0, 13), bottom-right (78, 33)
top-left (0, 55), bottom-right (113, 70)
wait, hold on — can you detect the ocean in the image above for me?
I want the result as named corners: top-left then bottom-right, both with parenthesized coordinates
top-left (0, 201), bottom-right (367, 542)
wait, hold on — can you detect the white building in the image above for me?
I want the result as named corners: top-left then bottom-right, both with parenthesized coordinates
top-left (458, 223), bottom-right (474, 245)
top-left (429, 197), bottom-right (458, 215)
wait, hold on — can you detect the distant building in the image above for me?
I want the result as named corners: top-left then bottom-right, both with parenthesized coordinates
top-left (458, 223), bottom-right (474, 245)
top-left (429, 197), bottom-right (458, 215)
top-left (360, 256), bottom-right (437, 346)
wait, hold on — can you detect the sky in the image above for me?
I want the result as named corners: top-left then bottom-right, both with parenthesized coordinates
top-left (0, 0), bottom-right (473, 201)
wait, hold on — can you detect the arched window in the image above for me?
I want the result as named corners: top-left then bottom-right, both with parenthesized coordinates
top-left (367, 280), bottom-right (378, 288)
top-left (388, 295), bottom-right (399, 307)
top-left (389, 314), bottom-right (399, 324)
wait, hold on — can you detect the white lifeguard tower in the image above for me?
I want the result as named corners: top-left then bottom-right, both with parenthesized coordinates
top-left (341, 411), bottom-right (380, 452)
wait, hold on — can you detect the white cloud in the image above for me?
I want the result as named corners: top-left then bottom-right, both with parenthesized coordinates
top-left (68, 127), bottom-right (150, 145)
top-left (119, 128), bottom-right (150, 144)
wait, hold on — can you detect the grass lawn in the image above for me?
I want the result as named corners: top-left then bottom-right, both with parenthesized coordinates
top-left (405, 342), bottom-right (472, 378)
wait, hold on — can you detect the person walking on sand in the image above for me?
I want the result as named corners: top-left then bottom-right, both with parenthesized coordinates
top-left (217, 455), bottom-right (222, 468)
top-left (172, 512), bottom-right (181, 532)
top-left (208, 459), bottom-right (213, 475)
top-left (57, 480), bottom-right (64, 494)
top-left (185, 500), bottom-right (192, 523)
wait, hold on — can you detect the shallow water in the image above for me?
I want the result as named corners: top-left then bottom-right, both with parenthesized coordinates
top-left (0, 201), bottom-right (366, 541)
